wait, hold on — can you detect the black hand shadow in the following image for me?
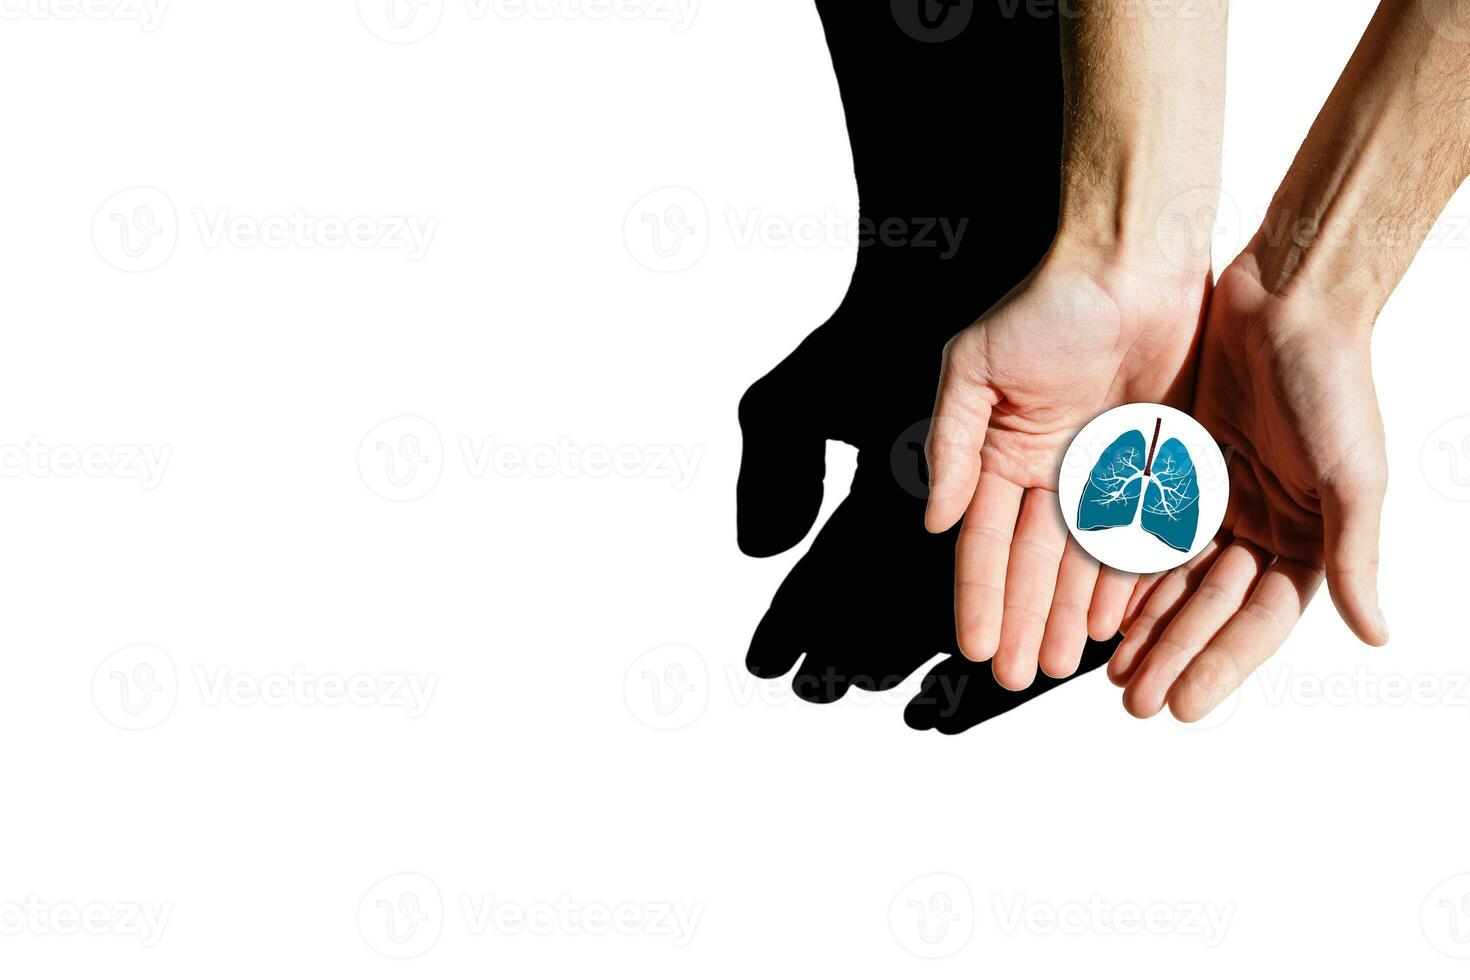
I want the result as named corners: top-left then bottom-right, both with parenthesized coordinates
top-left (737, 0), bottom-right (1117, 734)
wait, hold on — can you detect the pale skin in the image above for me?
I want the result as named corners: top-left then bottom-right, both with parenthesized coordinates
top-left (925, 0), bottom-right (1227, 691)
top-left (927, 0), bottom-right (1470, 719)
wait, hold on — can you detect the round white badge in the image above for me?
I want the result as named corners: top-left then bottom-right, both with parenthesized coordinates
top-left (1058, 403), bottom-right (1228, 575)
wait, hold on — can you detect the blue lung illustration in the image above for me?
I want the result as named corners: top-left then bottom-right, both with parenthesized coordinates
top-left (1140, 437), bottom-right (1200, 552)
top-left (1077, 429), bottom-right (1148, 531)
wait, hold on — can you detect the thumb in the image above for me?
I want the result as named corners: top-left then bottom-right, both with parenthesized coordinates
top-left (923, 344), bottom-right (991, 533)
top-left (1321, 471), bottom-right (1390, 646)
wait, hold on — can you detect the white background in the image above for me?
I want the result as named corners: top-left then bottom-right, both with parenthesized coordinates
top-left (3, 0), bottom-right (1470, 976)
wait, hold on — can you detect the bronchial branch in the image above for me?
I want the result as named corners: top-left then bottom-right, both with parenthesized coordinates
top-left (1088, 446), bottom-right (1144, 509)
top-left (1078, 421), bottom-right (1202, 553)
top-left (1085, 424), bottom-right (1198, 523)
top-left (1140, 454), bottom-right (1199, 521)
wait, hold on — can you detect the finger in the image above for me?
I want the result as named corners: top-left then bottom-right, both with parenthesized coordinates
top-left (745, 538), bottom-right (825, 679)
top-left (1108, 536), bottom-right (1224, 686)
top-left (994, 489), bottom-right (1067, 690)
top-left (955, 472), bottom-right (1024, 662)
top-left (1168, 559), bottom-right (1323, 723)
top-left (1038, 537), bottom-right (1100, 680)
top-left (1322, 476), bottom-right (1390, 646)
top-left (746, 597), bottom-right (803, 680)
top-left (1122, 572), bottom-right (1164, 633)
top-left (924, 346), bottom-right (993, 534)
top-left (736, 371), bottom-right (826, 558)
top-left (1087, 565), bottom-right (1137, 642)
top-left (1122, 540), bottom-right (1269, 719)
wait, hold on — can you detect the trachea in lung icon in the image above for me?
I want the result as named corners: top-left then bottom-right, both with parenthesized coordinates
top-left (1077, 417), bottom-right (1200, 553)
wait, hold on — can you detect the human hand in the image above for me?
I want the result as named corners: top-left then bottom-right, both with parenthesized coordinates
top-left (925, 245), bottom-right (1209, 690)
top-left (737, 299), bottom-right (1115, 729)
top-left (1108, 256), bottom-right (1391, 721)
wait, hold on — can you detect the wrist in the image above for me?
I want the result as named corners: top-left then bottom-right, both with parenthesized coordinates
top-left (1055, 176), bottom-right (1221, 283)
top-left (1221, 253), bottom-right (1378, 349)
top-left (1046, 225), bottom-right (1212, 299)
top-left (1243, 172), bottom-right (1402, 328)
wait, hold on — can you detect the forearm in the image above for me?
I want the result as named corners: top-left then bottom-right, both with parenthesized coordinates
top-left (1054, 0), bottom-right (1230, 275)
top-left (1247, 0), bottom-right (1470, 323)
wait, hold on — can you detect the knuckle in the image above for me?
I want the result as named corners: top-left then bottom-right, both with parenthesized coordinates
top-left (1123, 613), bottom-right (1156, 638)
top-left (1010, 539), bottom-right (1063, 564)
top-left (1001, 603), bottom-right (1047, 627)
top-left (1195, 583), bottom-right (1237, 606)
top-left (1236, 600), bottom-right (1279, 629)
top-left (1049, 597), bottom-right (1090, 619)
top-left (1150, 636), bottom-right (1204, 664)
top-left (960, 523), bottom-right (1011, 546)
